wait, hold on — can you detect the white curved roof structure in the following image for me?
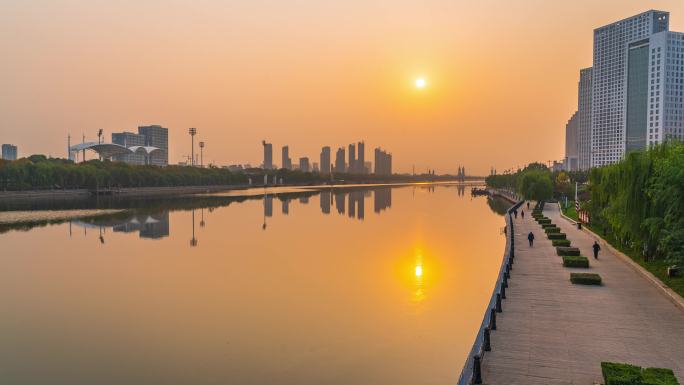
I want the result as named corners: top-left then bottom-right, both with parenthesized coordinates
top-left (70, 142), bottom-right (161, 159)
top-left (128, 146), bottom-right (162, 155)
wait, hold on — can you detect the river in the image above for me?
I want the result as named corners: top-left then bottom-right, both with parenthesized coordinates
top-left (0, 183), bottom-right (509, 385)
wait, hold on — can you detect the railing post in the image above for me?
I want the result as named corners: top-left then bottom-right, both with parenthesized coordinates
top-left (489, 308), bottom-right (497, 330)
top-left (473, 355), bottom-right (482, 384)
top-left (496, 293), bottom-right (502, 312)
top-left (500, 281), bottom-right (506, 299)
top-left (503, 273), bottom-right (508, 288)
top-left (483, 328), bottom-right (491, 351)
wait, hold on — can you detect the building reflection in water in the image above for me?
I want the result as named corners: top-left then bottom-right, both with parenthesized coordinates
top-left (281, 199), bottom-right (290, 215)
top-left (75, 211), bottom-right (171, 240)
top-left (67, 187), bottom-right (395, 240)
top-left (457, 184), bottom-right (465, 197)
top-left (374, 187), bottom-right (391, 213)
top-left (320, 190), bottom-right (331, 214)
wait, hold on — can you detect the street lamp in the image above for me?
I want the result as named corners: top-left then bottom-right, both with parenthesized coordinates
top-left (199, 141), bottom-right (205, 168)
top-left (188, 128), bottom-right (197, 166)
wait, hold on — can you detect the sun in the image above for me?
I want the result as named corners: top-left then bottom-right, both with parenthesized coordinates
top-left (415, 77), bottom-right (426, 89)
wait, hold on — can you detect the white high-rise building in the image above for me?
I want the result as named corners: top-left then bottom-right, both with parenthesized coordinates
top-left (642, 31), bottom-right (684, 146)
top-left (564, 112), bottom-right (579, 171)
top-left (591, 10), bottom-right (670, 167)
top-left (577, 68), bottom-right (592, 170)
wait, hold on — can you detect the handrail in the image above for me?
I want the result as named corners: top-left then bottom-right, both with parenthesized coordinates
top-left (456, 199), bottom-right (524, 385)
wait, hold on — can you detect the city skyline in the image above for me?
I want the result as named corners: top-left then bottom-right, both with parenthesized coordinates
top-left (4, 2), bottom-right (684, 174)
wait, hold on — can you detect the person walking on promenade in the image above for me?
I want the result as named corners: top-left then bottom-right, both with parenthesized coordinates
top-left (593, 241), bottom-right (601, 259)
top-left (527, 201), bottom-right (530, 210)
top-left (521, 210), bottom-right (525, 219)
top-left (528, 232), bottom-right (535, 247)
top-left (514, 209), bottom-right (518, 219)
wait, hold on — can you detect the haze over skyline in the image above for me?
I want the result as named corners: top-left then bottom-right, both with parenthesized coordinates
top-left (2, 0), bottom-right (684, 174)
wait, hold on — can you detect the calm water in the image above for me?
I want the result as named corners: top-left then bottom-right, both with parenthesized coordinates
top-left (0, 184), bottom-right (508, 385)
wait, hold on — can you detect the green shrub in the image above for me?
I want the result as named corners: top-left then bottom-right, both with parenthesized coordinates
top-left (642, 367), bottom-right (679, 385)
top-left (553, 239), bottom-right (572, 247)
top-left (557, 247), bottom-right (580, 256)
top-left (545, 227), bottom-right (561, 234)
top-left (571, 272), bottom-right (602, 285)
top-left (562, 256), bottom-right (588, 268)
top-left (542, 223), bottom-right (557, 229)
top-left (601, 362), bottom-right (680, 385)
top-left (537, 218), bottom-right (551, 225)
top-left (547, 233), bottom-right (567, 240)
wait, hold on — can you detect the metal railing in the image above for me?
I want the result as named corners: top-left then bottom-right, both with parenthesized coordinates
top-left (456, 199), bottom-right (524, 385)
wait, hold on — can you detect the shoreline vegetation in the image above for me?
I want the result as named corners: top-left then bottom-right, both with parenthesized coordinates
top-left (486, 141), bottom-right (684, 300)
top-left (0, 155), bottom-right (480, 192)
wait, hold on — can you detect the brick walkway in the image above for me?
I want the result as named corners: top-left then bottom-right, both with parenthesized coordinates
top-left (480, 203), bottom-right (684, 384)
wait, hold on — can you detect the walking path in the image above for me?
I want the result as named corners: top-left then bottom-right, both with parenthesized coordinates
top-left (480, 203), bottom-right (684, 384)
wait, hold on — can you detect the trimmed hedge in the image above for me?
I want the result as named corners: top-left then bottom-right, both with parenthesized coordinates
top-left (570, 272), bottom-right (602, 285)
top-left (602, 362), bottom-right (642, 385)
top-left (537, 218), bottom-right (551, 225)
top-left (562, 256), bottom-right (588, 268)
top-left (553, 239), bottom-right (572, 247)
top-left (601, 362), bottom-right (680, 385)
top-left (542, 223), bottom-right (557, 229)
top-left (642, 368), bottom-right (679, 385)
top-left (557, 247), bottom-right (580, 256)
top-left (547, 233), bottom-right (567, 240)
top-left (545, 227), bottom-right (561, 234)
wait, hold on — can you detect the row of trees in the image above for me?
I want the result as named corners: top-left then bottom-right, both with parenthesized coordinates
top-left (485, 142), bottom-right (684, 264)
top-left (0, 155), bottom-right (461, 191)
top-left (586, 142), bottom-right (684, 264)
top-left (485, 163), bottom-right (555, 201)
top-left (0, 156), bottom-right (249, 190)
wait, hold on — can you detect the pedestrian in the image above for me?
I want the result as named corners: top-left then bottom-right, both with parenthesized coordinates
top-left (514, 209), bottom-right (518, 219)
top-left (528, 231), bottom-right (535, 247)
top-left (521, 210), bottom-right (525, 219)
top-left (527, 201), bottom-right (530, 210)
top-left (593, 241), bottom-right (601, 259)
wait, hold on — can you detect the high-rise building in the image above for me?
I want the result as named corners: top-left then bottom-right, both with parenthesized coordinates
top-left (281, 145), bottom-right (292, 170)
top-left (320, 146), bottom-right (331, 174)
top-left (112, 132), bottom-right (146, 164)
top-left (262, 140), bottom-right (273, 169)
top-left (334, 147), bottom-right (346, 173)
top-left (634, 31), bottom-right (684, 148)
top-left (312, 162), bottom-right (319, 173)
top-left (565, 112), bottom-right (579, 171)
top-left (299, 157), bottom-right (310, 172)
top-left (348, 143), bottom-right (356, 174)
top-left (138, 125), bottom-right (168, 166)
top-left (357, 141), bottom-right (365, 174)
top-left (577, 67), bottom-right (592, 170)
top-left (374, 148), bottom-right (392, 175)
top-left (1, 144), bottom-right (18, 160)
top-left (591, 10), bottom-right (670, 167)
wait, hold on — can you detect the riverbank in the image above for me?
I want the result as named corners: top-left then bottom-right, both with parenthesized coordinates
top-left (0, 209), bottom-right (124, 225)
top-left (0, 180), bottom-right (485, 203)
top-left (480, 203), bottom-right (684, 384)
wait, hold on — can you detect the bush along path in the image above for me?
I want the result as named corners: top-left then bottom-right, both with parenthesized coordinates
top-left (481, 201), bottom-right (684, 384)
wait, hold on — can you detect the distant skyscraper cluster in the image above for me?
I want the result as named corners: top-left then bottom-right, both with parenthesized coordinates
top-left (1, 144), bottom-right (18, 160)
top-left (565, 10), bottom-right (684, 170)
top-left (262, 140), bottom-right (392, 175)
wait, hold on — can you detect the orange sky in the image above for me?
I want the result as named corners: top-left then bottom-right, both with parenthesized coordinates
top-left (2, 0), bottom-right (684, 174)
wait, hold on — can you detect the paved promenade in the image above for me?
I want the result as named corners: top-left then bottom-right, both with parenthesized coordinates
top-left (480, 203), bottom-right (684, 384)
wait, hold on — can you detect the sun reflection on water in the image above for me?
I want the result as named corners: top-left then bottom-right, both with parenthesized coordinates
top-left (413, 249), bottom-right (426, 303)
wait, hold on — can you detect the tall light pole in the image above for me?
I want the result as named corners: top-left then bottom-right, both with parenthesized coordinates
top-left (199, 141), bottom-right (205, 168)
top-left (188, 128), bottom-right (197, 166)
